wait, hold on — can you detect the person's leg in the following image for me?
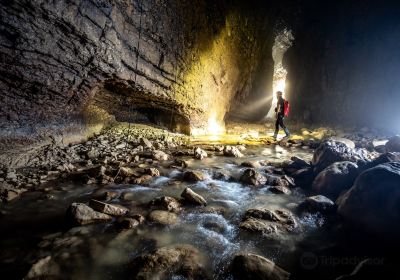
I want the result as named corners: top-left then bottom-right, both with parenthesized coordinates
top-left (274, 117), bottom-right (280, 139)
top-left (280, 117), bottom-right (290, 137)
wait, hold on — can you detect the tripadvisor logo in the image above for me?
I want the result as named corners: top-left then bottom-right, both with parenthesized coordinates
top-left (300, 252), bottom-right (385, 270)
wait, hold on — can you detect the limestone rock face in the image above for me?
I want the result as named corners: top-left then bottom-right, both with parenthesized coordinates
top-left (0, 0), bottom-right (279, 154)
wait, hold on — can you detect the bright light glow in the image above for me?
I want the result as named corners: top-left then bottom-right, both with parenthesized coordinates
top-left (266, 29), bottom-right (294, 119)
top-left (191, 112), bottom-right (225, 136)
top-left (207, 113), bottom-right (225, 135)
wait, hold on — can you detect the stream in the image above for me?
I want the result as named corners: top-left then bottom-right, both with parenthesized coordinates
top-left (0, 145), bottom-right (350, 279)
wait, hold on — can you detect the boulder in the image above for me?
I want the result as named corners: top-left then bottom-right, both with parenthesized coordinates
top-left (148, 210), bottom-right (178, 226)
top-left (183, 170), bottom-right (207, 182)
top-left (363, 152), bottom-right (400, 170)
top-left (152, 150), bottom-right (169, 161)
top-left (131, 244), bottom-right (207, 279)
top-left (66, 203), bottom-right (112, 225)
top-left (115, 217), bottom-right (140, 229)
top-left (212, 170), bottom-right (232, 181)
top-left (223, 146), bottom-right (243, 157)
top-left (132, 174), bottom-right (153, 185)
top-left (298, 195), bottom-right (335, 213)
top-left (269, 185), bottom-right (291, 195)
top-left (149, 196), bottom-right (182, 213)
top-left (312, 161), bottom-right (359, 199)
top-left (240, 161), bottom-right (261, 168)
top-left (385, 135), bottom-right (400, 152)
top-left (328, 136), bottom-right (355, 149)
top-left (337, 162), bottom-right (400, 236)
top-left (292, 168), bottom-right (314, 189)
top-left (140, 137), bottom-right (153, 149)
top-left (231, 253), bottom-right (290, 280)
top-left (89, 199), bottom-right (128, 216)
top-left (144, 167), bottom-right (160, 177)
top-left (181, 187), bottom-right (207, 206)
top-left (119, 166), bottom-right (135, 177)
top-left (25, 256), bottom-right (59, 279)
top-left (240, 169), bottom-right (267, 186)
top-left (312, 141), bottom-right (367, 174)
top-left (240, 208), bottom-right (298, 237)
top-left (282, 156), bottom-right (310, 174)
top-left (194, 147), bottom-right (208, 160)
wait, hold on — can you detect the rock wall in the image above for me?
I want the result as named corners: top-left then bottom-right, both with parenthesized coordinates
top-left (0, 0), bottom-right (290, 152)
top-left (285, 0), bottom-right (400, 133)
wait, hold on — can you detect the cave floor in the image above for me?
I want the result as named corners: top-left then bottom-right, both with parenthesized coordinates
top-left (0, 122), bottom-right (392, 279)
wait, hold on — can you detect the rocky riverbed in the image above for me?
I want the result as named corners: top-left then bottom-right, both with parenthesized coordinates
top-left (0, 123), bottom-right (399, 279)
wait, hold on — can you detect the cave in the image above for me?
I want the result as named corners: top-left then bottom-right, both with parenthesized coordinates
top-left (1, 0), bottom-right (400, 279)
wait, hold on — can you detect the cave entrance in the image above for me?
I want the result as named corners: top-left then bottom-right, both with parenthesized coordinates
top-left (89, 80), bottom-right (190, 134)
top-left (266, 29), bottom-right (294, 119)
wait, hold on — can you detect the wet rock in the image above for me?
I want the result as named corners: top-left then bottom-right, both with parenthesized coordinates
top-left (149, 196), bottom-right (182, 213)
top-left (201, 206), bottom-right (227, 216)
top-left (292, 168), bottom-right (314, 189)
top-left (132, 174), bottom-right (153, 184)
top-left (337, 162), bottom-right (400, 236)
top-left (115, 217), bottom-right (140, 230)
top-left (282, 156), bottom-right (310, 174)
top-left (328, 136), bottom-right (355, 149)
top-left (183, 170), bottom-right (206, 182)
top-left (240, 161), bottom-right (261, 168)
top-left (312, 141), bottom-right (367, 174)
top-left (85, 165), bottom-right (106, 178)
top-left (140, 137), bottom-right (153, 149)
top-left (385, 135), bottom-right (400, 152)
top-left (66, 203), bottom-right (112, 225)
top-left (152, 150), bottom-right (169, 161)
top-left (89, 199), bottom-right (128, 216)
top-left (282, 175), bottom-right (295, 187)
top-left (25, 256), bottom-right (59, 279)
top-left (269, 185), bottom-right (291, 195)
top-left (240, 208), bottom-right (298, 237)
top-left (172, 158), bottom-right (189, 168)
top-left (312, 161), bottom-right (359, 199)
top-left (363, 152), bottom-right (400, 170)
top-left (267, 176), bottom-right (290, 188)
top-left (100, 191), bottom-right (120, 201)
top-left (231, 253), bottom-right (290, 280)
top-left (0, 188), bottom-right (26, 202)
top-left (194, 147), bottom-right (208, 160)
top-left (86, 148), bottom-right (100, 160)
top-left (119, 166), bottom-right (135, 177)
top-left (223, 146), bottom-right (243, 157)
top-left (240, 169), bottom-right (267, 186)
top-left (148, 210), bottom-right (178, 226)
top-left (181, 187), bottom-right (207, 206)
top-left (144, 167), bottom-right (160, 177)
top-left (131, 244), bottom-right (207, 279)
top-left (299, 195), bottom-right (335, 213)
top-left (212, 170), bottom-right (232, 181)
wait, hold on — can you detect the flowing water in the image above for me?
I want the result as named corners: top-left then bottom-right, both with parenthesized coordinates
top-left (0, 145), bottom-right (339, 279)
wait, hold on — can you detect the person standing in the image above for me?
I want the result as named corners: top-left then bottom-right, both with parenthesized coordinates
top-left (273, 91), bottom-right (290, 140)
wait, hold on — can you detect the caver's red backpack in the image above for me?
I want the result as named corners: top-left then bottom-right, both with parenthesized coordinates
top-left (283, 100), bottom-right (290, 117)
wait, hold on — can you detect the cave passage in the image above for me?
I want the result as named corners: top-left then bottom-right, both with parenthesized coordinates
top-left (1, 0), bottom-right (400, 279)
top-left (90, 80), bottom-right (191, 135)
